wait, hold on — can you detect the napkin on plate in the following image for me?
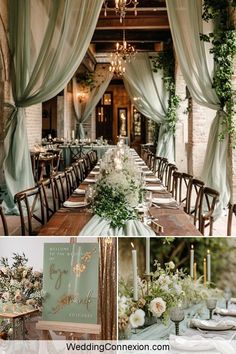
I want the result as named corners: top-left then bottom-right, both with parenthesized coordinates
top-left (152, 197), bottom-right (176, 204)
top-left (90, 171), bottom-right (100, 175)
top-left (214, 307), bottom-right (236, 317)
top-left (73, 188), bottom-right (85, 195)
top-left (169, 334), bottom-right (235, 353)
top-left (144, 177), bottom-right (160, 182)
top-left (84, 178), bottom-right (96, 183)
top-left (63, 201), bottom-right (87, 208)
top-left (230, 298), bottom-right (236, 304)
top-left (190, 318), bottom-right (236, 330)
top-left (144, 185), bottom-right (165, 191)
top-left (143, 170), bottom-right (153, 175)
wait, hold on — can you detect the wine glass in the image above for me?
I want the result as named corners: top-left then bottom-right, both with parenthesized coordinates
top-left (224, 287), bottom-right (232, 309)
top-left (206, 298), bottom-right (217, 320)
top-left (170, 307), bottom-right (185, 335)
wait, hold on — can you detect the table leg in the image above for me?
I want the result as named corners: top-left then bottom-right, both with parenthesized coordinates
top-left (22, 317), bottom-right (26, 340)
top-left (12, 318), bottom-right (16, 340)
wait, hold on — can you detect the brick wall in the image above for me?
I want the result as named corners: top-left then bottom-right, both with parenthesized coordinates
top-left (188, 101), bottom-right (215, 177)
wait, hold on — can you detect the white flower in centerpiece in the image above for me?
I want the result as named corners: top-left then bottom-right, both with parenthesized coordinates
top-left (14, 291), bottom-right (22, 303)
top-left (168, 261), bottom-right (175, 270)
top-left (118, 296), bottom-right (129, 315)
top-left (149, 297), bottom-right (166, 317)
top-left (173, 283), bottom-right (182, 295)
top-left (129, 309), bottom-right (145, 328)
top-left (2, 292), bottom-right (10, 301)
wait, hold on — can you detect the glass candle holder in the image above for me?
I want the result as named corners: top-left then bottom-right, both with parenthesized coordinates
top-left (206, 298), bottom-right (217, 319)
top-left (170, 308), bottom-right (185, 335)
top-left (224, 288), bottom-right (232, 309)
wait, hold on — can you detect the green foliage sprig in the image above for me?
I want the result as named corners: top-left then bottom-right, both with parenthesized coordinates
top-left (152, 46), bottom-right (181, 133)
top-left (92, 183), bottom-right (138, 229)
top-left (76, 71), bottom-right (95, 91)
top-left (200, 0), bottom-right (236, 145)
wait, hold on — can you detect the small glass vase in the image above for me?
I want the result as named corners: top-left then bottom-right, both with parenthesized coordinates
top-left (144, 314), bottom-right (157, 327)
top-left (118, 325), bottom-right (131, 340)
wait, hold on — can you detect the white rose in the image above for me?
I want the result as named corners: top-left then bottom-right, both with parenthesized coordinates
top-left (149, 297), bottom-right (166, 317)
top-left (169, 261), bottom-right (175, 270)
top-left (129, 309), bottom-right (145, 328)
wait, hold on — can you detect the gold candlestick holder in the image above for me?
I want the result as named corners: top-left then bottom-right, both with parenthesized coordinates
top-left (144, 273), bottom-right (152, 296)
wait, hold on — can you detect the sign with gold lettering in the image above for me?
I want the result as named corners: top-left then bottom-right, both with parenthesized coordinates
top-left (42, 243), bottom-right (99, 324)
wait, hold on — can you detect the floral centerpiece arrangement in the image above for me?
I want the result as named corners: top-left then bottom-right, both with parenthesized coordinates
top-left (92, 145), bottom-right (143, 228)
top-left (118, 261), bottom-right (221, 338)
top-left (0, 253), bottom-right (43, 338)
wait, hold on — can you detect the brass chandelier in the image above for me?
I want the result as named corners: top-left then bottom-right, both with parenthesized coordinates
top-left (104, 0), bottom-right (139, 23)
top-left (109, 30), bottom-right (137, 76)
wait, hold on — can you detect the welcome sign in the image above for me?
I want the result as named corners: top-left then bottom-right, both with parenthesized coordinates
top-left (42, 243), bottom-right (99, 324)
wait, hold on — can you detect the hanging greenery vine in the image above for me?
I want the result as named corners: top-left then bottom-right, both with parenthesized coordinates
top-left (151, 45), bottom-right (180, 133)
top-left (200, 0), bottom-right (236, 145)
top-left (76, 70), bottom-right (95, 91)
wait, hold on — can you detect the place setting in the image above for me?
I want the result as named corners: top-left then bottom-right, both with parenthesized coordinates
top-left (118, 237), bottom-right (236, 350)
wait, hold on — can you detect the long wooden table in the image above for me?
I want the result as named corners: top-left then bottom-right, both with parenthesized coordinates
top-left (39, 152), bottom-right (202, 236)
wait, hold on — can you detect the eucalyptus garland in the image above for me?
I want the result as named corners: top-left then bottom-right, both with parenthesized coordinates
top-left (152, 46), bottom-right (180, 133)
top-left (200, 0), bottom-right (236, 145)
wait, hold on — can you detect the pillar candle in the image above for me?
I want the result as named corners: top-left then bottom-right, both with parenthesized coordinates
top-left (190, 245), bottom-right (194, 278)
top-left (131, 243), bottom-right (138, 301)
top-left (145, 238), bottom-right (150, 275)
top-left (207, 250), bottom-right (211, 283)
top-left (194, 262), bottom-right (197, 283)
top-left (203, 258), bottom-right (207, 286)
top-left (72, 130), bottom-right (75, 140)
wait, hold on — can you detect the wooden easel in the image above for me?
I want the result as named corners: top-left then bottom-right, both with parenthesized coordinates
top-left (36, 237), bottom-right (101, 340)
top-left (36, 321), bottom-right (101, 340)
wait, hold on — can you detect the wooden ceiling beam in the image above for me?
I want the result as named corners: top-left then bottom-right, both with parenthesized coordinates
top-left (96, 15), bottom-right (169, 30)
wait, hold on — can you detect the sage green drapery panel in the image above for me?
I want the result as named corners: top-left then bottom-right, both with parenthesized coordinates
top-left (123, 53), bottom-right (175, 162)
top-left (4, 0), bottom-right (103, 204)
top-left (166, 0), bottom-right (230, 216)
top-left (72, 66), bottom-right (112, 139)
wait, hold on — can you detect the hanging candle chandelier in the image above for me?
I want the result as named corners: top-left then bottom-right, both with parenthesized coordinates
top-left (109, 30), bottom-right (137, 76)
top-left (104, 0), bottom-right (139, 23)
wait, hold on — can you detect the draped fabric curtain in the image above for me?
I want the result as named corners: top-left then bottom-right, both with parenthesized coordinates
top-left (166, 0), bottom-right (230, 216)
top-left (72, 65), bottom-right (113, 139)
top-left (99, 237), bottom-right (117, 340)
top-left (123, 53), bottom-right (175, 162)
top-left (4, 0), bottom-right (103, 205)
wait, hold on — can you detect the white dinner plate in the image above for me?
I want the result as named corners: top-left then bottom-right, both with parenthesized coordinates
top-left (144, 177), bottom-right (160, 182)
top-left (73, 188), bottom-right (85, 195)
top-left (152, 198), bottom-right (176, 204)
top-left (215, 307), bottom-right (236, 317)
top-left (190, 319), bottom-right (236, 331)
top-left (84, 178), bottom-right (96, 183)
top-left (144, 186), bottom-right (165, 191)
top-left (63, 201), bottom-right (88, 208)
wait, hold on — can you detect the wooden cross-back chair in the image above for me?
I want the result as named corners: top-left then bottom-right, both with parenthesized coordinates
top-left (14, 185), bottom-right (45, 236)
top-left (0, 206), bottom-right (9, 236)
top-left (199, 187), bottom-right (220, 236)
top-left (227, 203), bottom-right (236, 236)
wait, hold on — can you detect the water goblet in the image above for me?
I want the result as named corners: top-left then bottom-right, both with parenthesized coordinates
top-left (224, 287), bottom-right (232, 309)
top-left (206, 298), bottom-right (217, 319)
top-left (170, 307), bottom-right (185, 336)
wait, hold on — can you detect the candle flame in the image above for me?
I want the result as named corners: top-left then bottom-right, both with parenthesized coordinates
top-left (207, 249), bottom-right (210, 254)
top-left (131, 242), bottom-right (134, 249)
top-left (191, 244), bottom-right (194, 249)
